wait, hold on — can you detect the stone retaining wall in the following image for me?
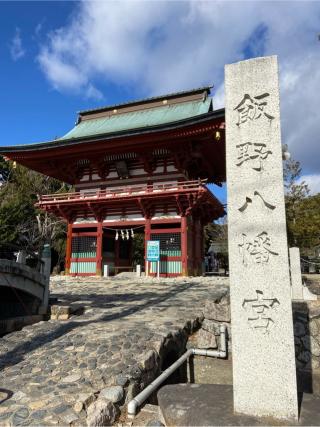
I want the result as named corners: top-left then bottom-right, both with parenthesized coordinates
top-left (293, 301), bottom-right (320, 394)
top-left (187, 294), bottom-right (320, 395)
top-left (86, 315), bottom-right (203, 426)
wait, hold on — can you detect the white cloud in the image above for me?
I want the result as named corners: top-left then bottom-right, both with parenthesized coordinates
top-left (37, 1), bottom-right (320, 173)
top-left (10, 27), bottom-right (25, 61)
top-left (299, 174), bottom-right (320, 195)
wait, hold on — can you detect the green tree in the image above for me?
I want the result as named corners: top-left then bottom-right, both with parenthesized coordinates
top-left (283, 157), bottom-right (320, 253)
top-left (0, 157), bottom-right (68, 265)
top-left (284, 157), bottom-right (309, 246)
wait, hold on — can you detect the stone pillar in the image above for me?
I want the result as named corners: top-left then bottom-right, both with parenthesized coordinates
top-left (16, 250), bottom-right (26, 264)
top-left (136, 264), bottom-right (141, 277)
top-left (290, 247), bottom-right (303, 300)
top-left (40, 243), bottom-right (51, 314)
top-left (225, 56), bottom-right (298, 420)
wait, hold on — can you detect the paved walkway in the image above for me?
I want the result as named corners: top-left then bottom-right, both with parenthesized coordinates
top-left (0, 275), bottom-right (228, 426)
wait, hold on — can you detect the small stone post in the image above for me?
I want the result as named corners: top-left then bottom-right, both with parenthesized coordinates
top-left (16, 250), bottom-right (26, 264)
top-left (225, 56), bottom-right (298, 420)
top-left (103, 264), bottom-right (109, 277)
top-left (290, 247), bottom-right (303, 300)
top-left (136, 264), bottom-right (141, 277)
top-left (40, 243), bottom-right (51, 313)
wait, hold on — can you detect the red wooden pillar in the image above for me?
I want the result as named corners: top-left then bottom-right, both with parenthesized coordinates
top-left (194, 219), bottom-right (201, 275)
top-left (145, 217), bottom-right (151, 275)
top-left (96, 222), bottom-right (103, 276)
top-left (65, 222), bottom-right (73, 275)
top-left (181, 216), bottom-right (188, 276)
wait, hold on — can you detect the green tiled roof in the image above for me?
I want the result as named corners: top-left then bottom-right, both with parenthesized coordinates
top-left (59, 98), bottom-right (212, 141)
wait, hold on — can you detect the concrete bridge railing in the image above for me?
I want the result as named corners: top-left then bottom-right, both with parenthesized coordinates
top-left (0, 259), bottom-right (47, 301)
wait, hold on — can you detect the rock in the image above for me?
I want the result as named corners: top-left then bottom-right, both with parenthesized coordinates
top-left (312, 355), bottom-right (320, 370)
top-left (62, 373), bottom-right (81, 383)
top-left (196, 329), bottom-right (217, 349)
top-left (73, 401), bottom-right (84, 413)
top-left (12, 391), bottom-right (27, 401)
top-left (86, 398), bottom-right (118, 426)
top-left (0, 411), bottom-right (12, 423)
top-left (203, 297), bottom-right (230, 322)
top-left (59, 408), bottom-right (79, 425)
top-left (99, 386), bottom-right (123, 404)
top-left (309, 304), bottom-right (320, 320)
top-left (311, 339), bottom-right (320, 357)
top-left (140, 350), bottom-right (157, 371)
top-left (73, 393), bottom-right (95, 413)
top-left (29, 400), bottom-right (48, 410)
top-left (201, 319), bottom-right (219, 335)
top-left (31, 410), bottom-right (48, 420)
top-left (309, 319), bottom-right (320, 337)
top-left (301, 335), bottom-right (320, 357)
top-left (11, 407), bottom-right (30, 425)
top-left (115, 375), bottom-right (128, 387)
top-left (297, 350), bottom-right (311, 365)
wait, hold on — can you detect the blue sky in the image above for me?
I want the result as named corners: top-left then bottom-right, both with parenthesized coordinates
top-left (1, 1), bottom-right (320, 201)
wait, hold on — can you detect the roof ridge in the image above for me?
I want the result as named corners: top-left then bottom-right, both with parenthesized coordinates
top-left (78, 85), bottom-right (213, 116)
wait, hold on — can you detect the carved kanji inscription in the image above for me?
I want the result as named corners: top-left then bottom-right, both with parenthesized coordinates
top-left (236, 142), bottom-right (272, 171)
top-left (242, 290), bottom-right (280, 334)
top-left (234, 93), bottom-right (275, 126)
top-left (238, 191), bottom-right (276, 213)
top-left (238, 232), bottom-right (279, 265)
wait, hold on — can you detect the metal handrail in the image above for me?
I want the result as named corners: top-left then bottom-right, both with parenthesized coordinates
top-left (38, 179), bottom-right (207, 204)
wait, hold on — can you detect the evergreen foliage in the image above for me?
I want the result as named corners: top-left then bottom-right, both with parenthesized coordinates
top-left (284, 157), bottom-right (319, 254)
top-left (0, 156), bottom-right (69, 265)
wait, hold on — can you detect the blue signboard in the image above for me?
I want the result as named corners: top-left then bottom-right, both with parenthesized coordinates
top-left (147, 240), bottom-right (160, 262)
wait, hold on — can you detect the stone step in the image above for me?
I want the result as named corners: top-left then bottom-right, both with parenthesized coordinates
top-left (157, 384), bottom-right (320, 426)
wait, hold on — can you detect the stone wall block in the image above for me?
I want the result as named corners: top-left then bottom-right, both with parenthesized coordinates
top-left (311, 339), bottom-right (320, 357)
top-left (301, 335), bottom-right (320, 357)
top-left (99, 386), bottom-right (124, 404)
top-left (309, 305), bottom-right (320, 320)
top-left (201, 319), bottom-right (219, 335)
top-left (310, 320), bottom-right (320, 337)
top-left (196, 329), bottom-right (217, 349)
top-left (297, 350), bottom-right (311, 366)
top-left (312, 356), bottom-right (320, 370)
top-left (86, 398), bottom-right (118, 427)
top-left (74, 393), bottom-right (96, 413)
top-left (140, 350), bottom-right (158, 371)
top-left (203, 299), bottom-right (231, 322)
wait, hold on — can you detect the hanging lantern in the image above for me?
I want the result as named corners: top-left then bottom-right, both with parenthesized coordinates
top-left (126, 229), bottom-right (130, 240)
top-left (131, 228), bottom-right (134, 238)
top-left (121, 230), bottom-right (125, 240)
top-left (115, 230), bottom-right (119, 240)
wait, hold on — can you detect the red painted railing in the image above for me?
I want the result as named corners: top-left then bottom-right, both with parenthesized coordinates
top-left (38, 179), bottom-right (207, 204)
